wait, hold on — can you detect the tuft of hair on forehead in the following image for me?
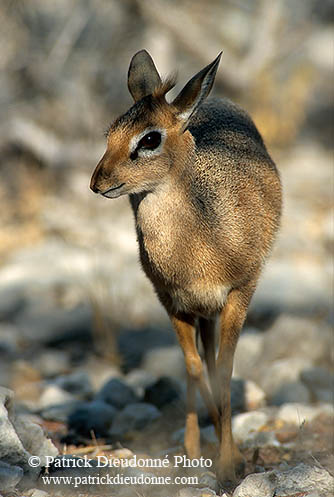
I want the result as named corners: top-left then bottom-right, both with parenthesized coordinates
top-left (104, 74), bottom-right (178, 138)
top-left (152, 73), bottom-right (177, 100)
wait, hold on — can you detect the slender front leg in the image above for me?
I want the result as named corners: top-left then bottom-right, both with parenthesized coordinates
top-left (171, 314), bottom-right (220, 458)
top-left (216, 285), bottom-right (254, 483)
top-left (185, 366), bottom-right (200, 459)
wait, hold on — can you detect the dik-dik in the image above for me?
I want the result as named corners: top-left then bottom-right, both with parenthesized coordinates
top-left (90, 50), bottom-right (282, 483)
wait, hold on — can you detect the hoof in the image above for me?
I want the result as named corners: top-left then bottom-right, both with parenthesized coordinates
top-left (215, 464), bottom-right (237, 486)
top-left (235, 457), bottom-right (246, 478)
top-left (215, 451), bottom-right (245, 485)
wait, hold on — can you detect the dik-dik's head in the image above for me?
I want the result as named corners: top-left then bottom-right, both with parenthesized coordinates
top-left (90, 50), bottom-right (221, 198)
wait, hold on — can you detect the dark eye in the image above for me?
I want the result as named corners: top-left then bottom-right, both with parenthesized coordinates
top-left (137, 131), bottom-right (161, 150)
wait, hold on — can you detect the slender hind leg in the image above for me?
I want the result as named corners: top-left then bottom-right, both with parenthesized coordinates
top-left (216, 284), bottom-right (255, 483)
top-left (198, 317), bottom-right (220, 417)
top-left (171, 314), bottom-right (221, 458)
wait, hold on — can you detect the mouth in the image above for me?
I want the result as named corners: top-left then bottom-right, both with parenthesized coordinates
top-left (101, 183), bottom-right (126, 199)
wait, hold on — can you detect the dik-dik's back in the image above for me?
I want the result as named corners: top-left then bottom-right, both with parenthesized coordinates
top-left (90, 50), bottom-right (281, 317)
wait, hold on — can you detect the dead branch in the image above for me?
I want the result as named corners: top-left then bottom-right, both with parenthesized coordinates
top-left (135, 0), bottom-right (284, 92)
top-left (1, 116), bottom-right (104, 168)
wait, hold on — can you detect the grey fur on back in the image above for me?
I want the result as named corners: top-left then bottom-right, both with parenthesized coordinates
top-left (189, 97), bottom-right (274, 172)
top-left (184, 97), bottom-right (281, 268)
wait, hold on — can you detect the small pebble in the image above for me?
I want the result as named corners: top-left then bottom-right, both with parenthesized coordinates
top-left (198, 471), bottom-right (220, 493)
top-left (271, 380), bottom-right (311, 406)
top-left (97, 377), bottom-right (138, 408)
top-left (125, 368), bottom-right (157, 397)
top-left (25, 489), bottom-right (50, 497)
top-left (277, 402), bottom-right (334, 425)
top-left (54, 371), bottom-right (93, 399)
top-left (0, 461), bottom-right (24, 491)
top-left (275, 425), bottom-right (299, 444)
top-left (39, 384), bottom-right (75, 409)
top-left (144, 376), bottom-right (181, 408)
top-left (233, 470), bottom-right (277, 497)
top-left (232, 410), bottom-right (269, 442)
top-left (33, 350), bottom-right (70, 378)
top-left (142, 345), bottom-right (185, 379)
top-left (244, 380), bottom-right (266, 410)
top-left (177, 488), bottom-right (217, 497)
top-left (109, 402), bottom-right (161, 438)
top-left (40, 400), bottom-right (81, 422)
top-left (68, 400), bottom-right (117, 437)
top-left (111, 448), bottom-right (134, 459)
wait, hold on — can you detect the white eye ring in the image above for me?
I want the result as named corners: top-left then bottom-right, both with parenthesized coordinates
top-left (129, 128), bottom-right (166, 158)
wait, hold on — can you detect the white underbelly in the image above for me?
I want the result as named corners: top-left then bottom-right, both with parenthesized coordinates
top-left (170, 282), bottom-right (231, 315)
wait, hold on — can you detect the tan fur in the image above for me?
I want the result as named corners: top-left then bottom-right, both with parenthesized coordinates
top-left (152, 75), bottom-right (177, 99)
top-left (90, 50), bottom-right (282, 483)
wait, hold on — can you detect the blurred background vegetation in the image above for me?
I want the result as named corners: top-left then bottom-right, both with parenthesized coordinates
top-left (0, 0), bottom-right (333, 253)
top-left (0, 5), bottom-right (333, 491)
top-left (0, 0), bottom-right (333, 359)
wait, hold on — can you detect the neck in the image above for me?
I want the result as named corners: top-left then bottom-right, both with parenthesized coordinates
top-left (129, 130), bottom-right (196, 218)
top-left (172, 129), bottom-right (195, 175)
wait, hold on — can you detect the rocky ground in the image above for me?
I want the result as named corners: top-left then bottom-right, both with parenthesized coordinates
top-left (0, 139), bottom-right (333, 497)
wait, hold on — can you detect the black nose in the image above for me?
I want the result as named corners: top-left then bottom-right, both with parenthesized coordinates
top-left (91, 152), bottom-right (108, 193)
top-left (90, 182), bottom-right (100, 193)
top-left (90, 174), bottom-right (101, 193)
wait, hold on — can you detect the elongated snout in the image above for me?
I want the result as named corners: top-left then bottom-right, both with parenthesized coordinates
top-left (90, 151), bottom-right (127, 199)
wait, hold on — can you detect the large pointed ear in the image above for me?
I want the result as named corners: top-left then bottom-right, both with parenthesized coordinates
top-left (172, 52), bottom-right (222, 126)
top-left (128, 50), bottom-right (162, 102)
